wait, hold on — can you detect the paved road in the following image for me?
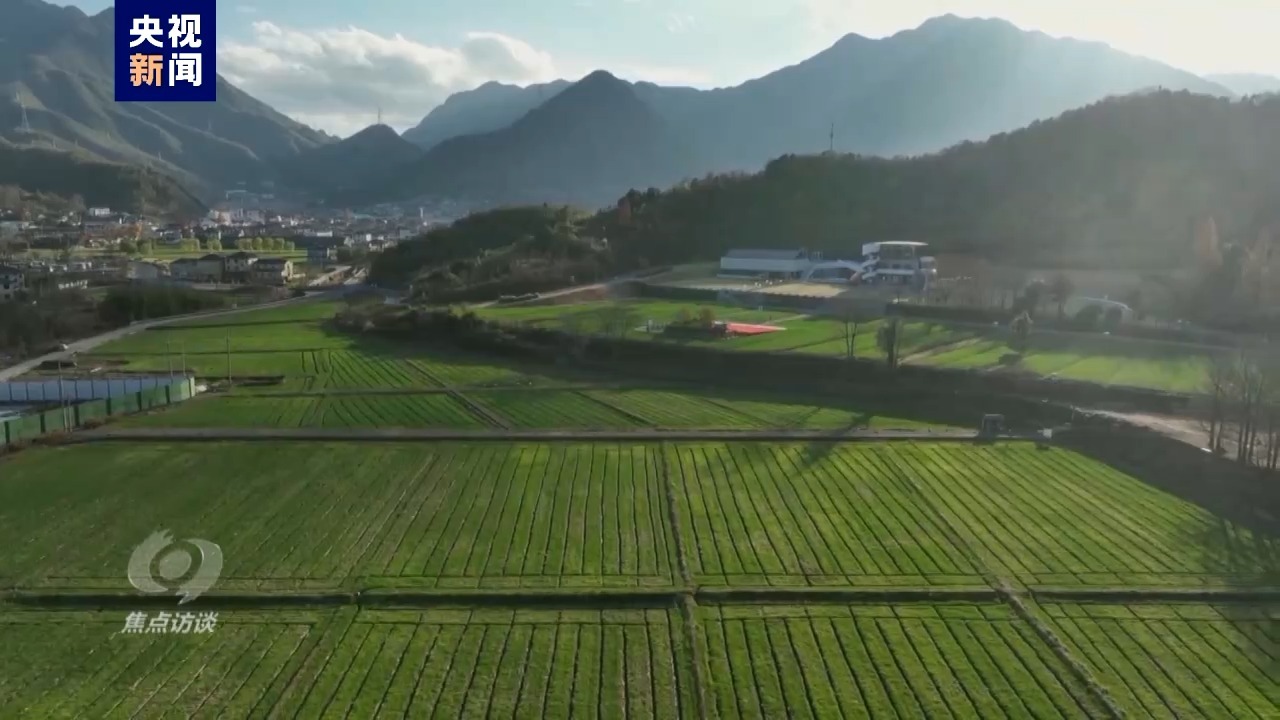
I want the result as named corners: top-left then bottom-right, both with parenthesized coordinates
top-left (79, 427), bottom-right (985, 443)
top-left (0, 290), bottom-right (351, 383)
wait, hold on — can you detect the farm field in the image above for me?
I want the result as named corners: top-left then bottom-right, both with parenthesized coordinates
top-left (865, 443), bottom-right (1275, 587)
top-left (0, 442), bottom-right (676, 590)
top-left (0, 609), bottom-right (328, 718)
top-left (1038, 602), bottom-right (1279, 718)
top-left (89, 320), bottom-right (354, 354)
top-left (118, 394), bottom-right (489, 429)
top-left (913, 338), bottom-right (1213, 393)
top-left (0, 607), bottom-right (696, 719)
top-left (3, 441), bottom-right (1270, 592)
top-left (476, 299), bottom-right (976, 360)
top-left (699, 603), bottom-right (1108, 719)
top-left (5, 294), bottom-right (1279, 716)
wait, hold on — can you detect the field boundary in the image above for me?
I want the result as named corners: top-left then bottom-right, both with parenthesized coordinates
top-left (658, 441), bottom-right (710, 720)
top-left (71, 427), bottom-right (987, 443)
top-left (9, 585), bottom-right (1277, 610)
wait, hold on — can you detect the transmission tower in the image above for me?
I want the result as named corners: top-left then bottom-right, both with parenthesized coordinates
top-left (377, 106), bottom-right (383, 125)
top-left (15, 92), bottom-right (31, 134)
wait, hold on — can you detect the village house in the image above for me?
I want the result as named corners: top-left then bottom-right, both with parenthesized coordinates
top-left (224, 251), bottom-right (258, 282)
top-left (251, 258), bottom-right (294, 286)
top-left (127, 260), bottom-right (170, 282)
top-left (168, 258), bottom-right (199, 281)
top-left (194, 254), bottom-right (225, 283)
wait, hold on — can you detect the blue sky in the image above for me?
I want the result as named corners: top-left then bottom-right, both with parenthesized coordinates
top-left (58, 0), bottom-right (1280, 136)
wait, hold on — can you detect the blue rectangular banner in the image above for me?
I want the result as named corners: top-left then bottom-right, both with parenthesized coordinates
top-left (114, 0), bottom-right (217, 102)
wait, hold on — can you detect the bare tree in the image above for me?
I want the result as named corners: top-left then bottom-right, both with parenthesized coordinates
top-left (1205, 352), bottom-right (1232, 453)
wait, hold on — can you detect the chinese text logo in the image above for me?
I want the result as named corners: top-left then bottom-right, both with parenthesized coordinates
top-left (127, 530), bottom-right (222, 604)
top-left (115, 1), bottom-right (216, 102)
top-left (120, 610), bottom-right (219, 635)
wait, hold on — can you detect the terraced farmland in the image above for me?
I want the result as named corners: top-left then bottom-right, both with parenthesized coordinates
top-left (699, 603), bottom-right (1108, 719)
top-left (0, 442), bottom-right (675, 590)
top-left (1038, 603), bottom-right (1279, 718)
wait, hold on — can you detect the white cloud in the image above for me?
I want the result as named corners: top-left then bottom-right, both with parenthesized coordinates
top-left (218, 22), bottom-right (558, 137)
top-left (665, 13), bottom-right (696, 34)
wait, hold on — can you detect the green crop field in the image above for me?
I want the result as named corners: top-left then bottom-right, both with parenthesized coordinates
top-left (0, 442), bottom-right (676, 591)
top-left (0, 610), bottom-right (328, 718)
top-left (5, 291), bottom-right (1279, 717)
top-left (913, 338), bottom-right (1214, 394)
top-left (119, 394), bottom-right (489, 429)
top-left (4, 441), bottom-right (1270, 593)
top-left (699, 603), bottom-right (1108, 719)
top-left (1038, 602), bottom-right (1280, 718)
top-left (470, 390), bottom-right (648, 429)
top-left (0, 608), bottom-right (695, 719)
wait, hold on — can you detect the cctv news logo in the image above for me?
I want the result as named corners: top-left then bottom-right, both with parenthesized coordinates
top-left (127, 530), bottom-right (222, 604)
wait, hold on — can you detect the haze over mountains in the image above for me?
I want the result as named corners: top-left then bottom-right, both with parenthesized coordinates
top-left (0, 0), bottom-right (328, 195)
top-left (0, 1), bottom-right (1265, 212)
top-left (375, 14), bottom-right (1234, 207)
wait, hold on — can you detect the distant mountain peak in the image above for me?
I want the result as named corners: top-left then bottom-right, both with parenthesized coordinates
top-left (348, 123), bottom-right (399, 141)
top-left (578, 69), bottom-right (623, 85)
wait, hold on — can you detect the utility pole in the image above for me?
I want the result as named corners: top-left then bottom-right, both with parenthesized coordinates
top-left (829, 123), bottom-right (835, 153)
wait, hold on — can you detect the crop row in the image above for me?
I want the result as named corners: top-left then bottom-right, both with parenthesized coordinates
top-left (913, 340), bottom-right (1211, 394)
top-left (0, 610), bottom-right (325, 719)
top-left (1038, 603), bottom-right (1279, 718)
top-left (1, 442), bottom-right (1271, 590)
top-left (278, 609), bottom-right (692, 719)
top-left (877, 443), bottom-right (1276, 586)
top-left (4, 603), bottom-right (1274, 718)
top-left (669, 443), bottom-right (982, 586)
top-left (0, 443), bottom-right (675, 590)
top-left (467, 391), bottom-right (646, 429)
top-left (699, 603), bottom-right (1105, 719)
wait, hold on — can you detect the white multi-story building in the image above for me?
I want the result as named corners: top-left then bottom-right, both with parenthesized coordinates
top-left (719, 242), bottom-right (937, 287)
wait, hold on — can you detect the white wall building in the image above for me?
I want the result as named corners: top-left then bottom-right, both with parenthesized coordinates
top-left (719, 249), bottom-right (820, 279)
top-left (719, 243), bottom-right (937, 287)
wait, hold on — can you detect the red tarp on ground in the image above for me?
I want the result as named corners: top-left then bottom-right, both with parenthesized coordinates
top-left (726, 323), bottom-right (786, 335)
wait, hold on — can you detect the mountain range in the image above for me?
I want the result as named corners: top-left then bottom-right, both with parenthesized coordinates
top-left (0, 2), bottom-right (1266, 214)
top-left (377, 15), bottom-right (1233, 207)
top-left (0, 0), bottom-right (329, 197)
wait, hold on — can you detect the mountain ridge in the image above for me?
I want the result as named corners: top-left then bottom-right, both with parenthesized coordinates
top-left (384, 15), bottom-right (1233, 207)
top-left (0, 0), bottom-right (331, 199)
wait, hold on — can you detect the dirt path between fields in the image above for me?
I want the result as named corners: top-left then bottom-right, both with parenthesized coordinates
top-left (75, 427), bottom-right (984, 443)
top-left (1078, 409), bottom-right (1210, 449)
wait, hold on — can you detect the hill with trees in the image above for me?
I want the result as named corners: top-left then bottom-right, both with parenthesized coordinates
top-left (593, 91), bottom-right (1280, 271)
top-left (369, 205), bottom-right (611, 301)
top-left (273, 124), bottom-right (423, 198)
top-left (0, 144), bottom-right (205, 217)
